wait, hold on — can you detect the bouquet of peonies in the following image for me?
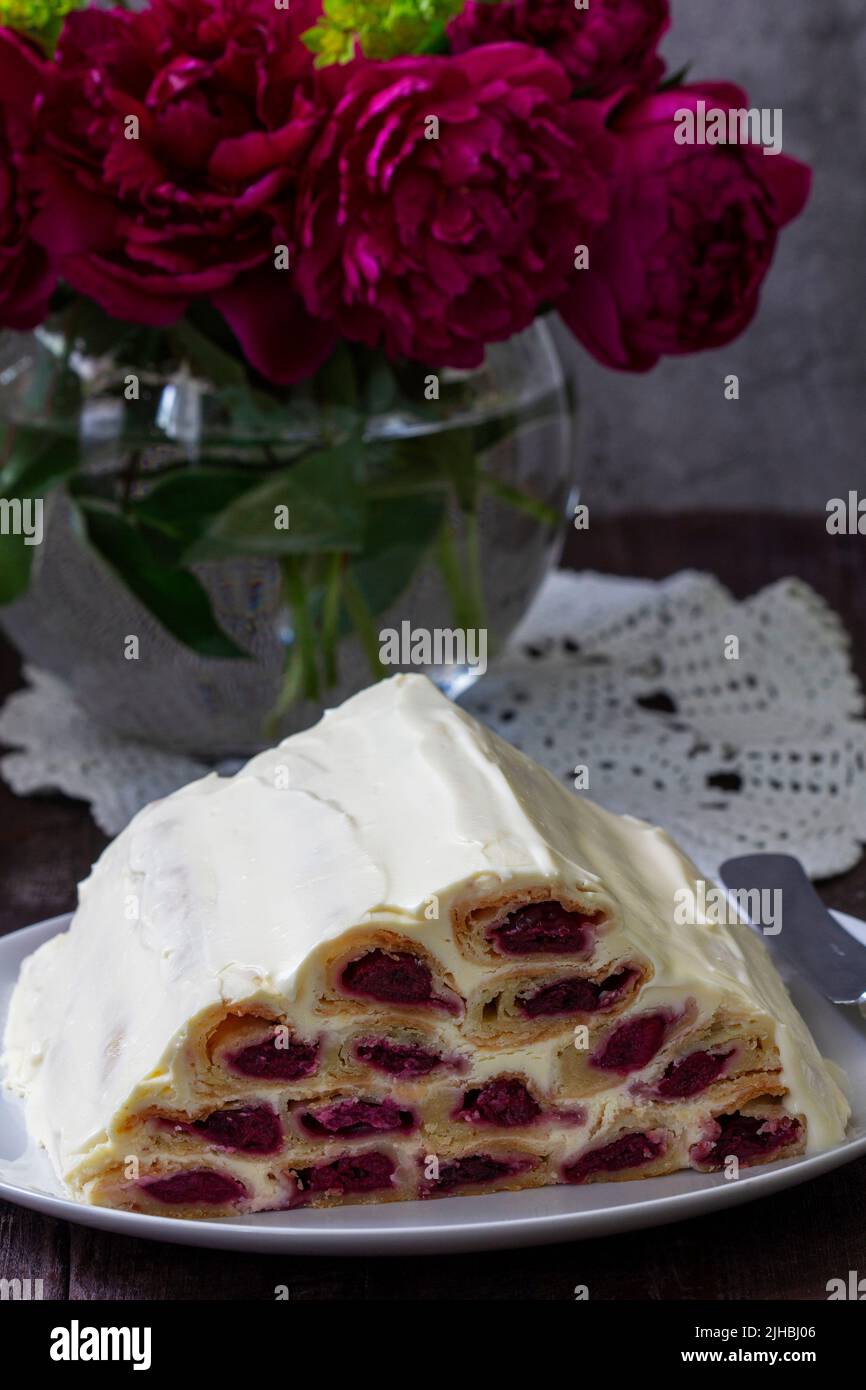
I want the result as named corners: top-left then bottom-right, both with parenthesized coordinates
top-left (0, 0), bottom-right (811, 706)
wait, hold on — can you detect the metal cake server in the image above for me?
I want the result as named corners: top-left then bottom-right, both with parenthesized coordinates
top-left (719, 853), bottom-right (866, 1019)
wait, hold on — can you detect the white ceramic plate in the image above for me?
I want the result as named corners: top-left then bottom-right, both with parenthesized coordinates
top-left (1, 912), bottom-right (864, 1255)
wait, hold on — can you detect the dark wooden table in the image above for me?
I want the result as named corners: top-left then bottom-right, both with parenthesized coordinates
top-left (1, 512), bottom-right (864, 1300)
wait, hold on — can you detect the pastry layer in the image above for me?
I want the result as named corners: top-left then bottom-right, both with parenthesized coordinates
top-left (82, 1090), bottom-right (809, 1216)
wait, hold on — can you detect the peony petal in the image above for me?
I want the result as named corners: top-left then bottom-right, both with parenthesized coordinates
top-left (214, 269), bottom-right (338, 385)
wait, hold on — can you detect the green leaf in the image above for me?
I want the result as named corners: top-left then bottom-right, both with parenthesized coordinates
top-left (168, 318), bottom-right (248, 389)
top-left (188, 432), bottom-right (366, 561)
top-left (0, 426), bottom-right (79, 497)
top-left (132, 468), bottom-right (259, 555)
top-left (0, 525), bottom-right (34, 604)
top-left (74, 498), bottom-right (247, 659)
top-left (361, 355), bottom-right (401, 417)
top-left (219, 383), bottom-right (306, 438)
top-left (314, 342), bottom-right (360, 412)
top-left (19, 333), bottom-right (84, 424)
top-left (657, 63), bottom-right (692, 93)
top-left (400, 427), bottom-right (480, 512)
top-left (0, 425), bottom-right (80, 603)
top-left (66, 297), bottom-right (148, 362)
top-left (347, 490), bottom-right (445, 620)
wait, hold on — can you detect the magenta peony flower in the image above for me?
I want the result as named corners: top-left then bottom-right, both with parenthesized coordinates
top-left (0, 0), bottom-right (337, 383)
top-left (295, 45), bottom-right (617, 367)
top-left (0, 103), bottom-right (54, 331)
top-left (448, 0), bottom-right (670, 97)
top-left (556, 84), bottom-right (812, 370)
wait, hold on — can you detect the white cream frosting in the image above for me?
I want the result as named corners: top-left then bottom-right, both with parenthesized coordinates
top-left (3, 673), bottom-right (849, 1193)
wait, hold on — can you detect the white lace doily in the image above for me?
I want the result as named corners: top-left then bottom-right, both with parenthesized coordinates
top-left (2, 569), bottom-right (865, 879)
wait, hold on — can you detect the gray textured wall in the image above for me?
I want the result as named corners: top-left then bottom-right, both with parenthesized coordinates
top-left (562, 0), bottom-right (866, 515)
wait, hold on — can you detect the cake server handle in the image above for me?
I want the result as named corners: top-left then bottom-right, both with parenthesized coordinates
top-left (719, 853), bottom-right (866, 1020)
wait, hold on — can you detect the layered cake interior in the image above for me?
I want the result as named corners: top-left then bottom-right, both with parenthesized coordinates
top-left (3, 675), bottom-right (849, 1217)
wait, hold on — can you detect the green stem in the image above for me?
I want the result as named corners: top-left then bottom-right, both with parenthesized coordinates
top-left (280, 556), bottom-right (320, 703)
top-left (434, 507), bottom-right (489, 634)
top-left (434, 519), bottom-right (476, 631)
top-left (463, 508), bottom-right (488, 634)
top-left (478, 472), bottom-right (561, 529)
top-left (320, 552), bottom-right (344, 688)
top-left (264, 644), bottom-right (305, 740)
top-left (121, 448), bottom-right (142, 513)
top-left (342, 569), bottom-right (386, 681)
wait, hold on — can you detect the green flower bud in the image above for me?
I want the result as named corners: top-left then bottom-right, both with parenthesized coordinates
top-left (302, 0), bottom-right (467, 66)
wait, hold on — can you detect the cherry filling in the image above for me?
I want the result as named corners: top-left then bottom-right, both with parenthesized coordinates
top-left (192, 1105), bottom-right (282, 1154)
top-left (459, 1078), bottom-right (541, 1127)
top-left (353, 1037), bottom-right (456, 1079)
top-left (299, 1098), bottom-right (415, 1138)
top-left (161, 1104), bottom-right (283, 1154)
top-left (427, 1154), bottom-right (529, 1193)
top-left (517, 967), bottom-right (636, 1019)
top-left (341, 950), bottom-right (435, 1006)
top-left (298, 1151), bottom-right (396, 1196)
top-left (692, 1112), bottom-right (802, 1169)
top-left (563, 1132), bottom-right (665, 1184)
top-left (228, 1032), bottom-right (318, 1082)
top-left (652, 1048), bottom-right (734, 1100)
top-left (591, 1013), bottom-right (668, 1075)
top-left (142, 1170), bottom-right (247, 1206)
top-left (488, 901), bottom-right (598, 956)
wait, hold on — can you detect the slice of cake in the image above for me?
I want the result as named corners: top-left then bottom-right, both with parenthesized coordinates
top-left (3, 675), bottom-right (849, 1217)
